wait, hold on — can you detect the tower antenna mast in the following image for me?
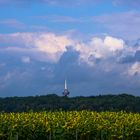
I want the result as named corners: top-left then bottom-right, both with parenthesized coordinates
top-left (63, 79), bottom-right (70, 97)
top-left (65, 79), bottom-right (67, 89)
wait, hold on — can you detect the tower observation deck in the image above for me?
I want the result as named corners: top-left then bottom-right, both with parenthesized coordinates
top-left (62, 80), bottom-right (70, 96)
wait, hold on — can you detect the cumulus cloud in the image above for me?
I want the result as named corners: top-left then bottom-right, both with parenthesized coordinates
top-left (74, 36), bottom-right (125, 66)
top-left (0, 32), bottom-right (126, 65)
top-left (119, 48), bottom-right (140, 64)
top-left (34, 33), bottom-right (73, 62)
top-left (0, 32), bottom-right (73, 63)
top-left (104, 36), bottom-right (124, 51)
top-left (128, 62), bottom-right (140, 76)
top-left (1, 32), bottom-right (140, 96)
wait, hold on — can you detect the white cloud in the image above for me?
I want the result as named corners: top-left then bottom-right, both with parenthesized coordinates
top-left (0, 32), bottom-right (73, 62)
top-left (104, 36), bottom-right (124, 51)
top-left (74, 36), bottom-right (125, 66)
top-left (0, 32), bottom-right (139, 72)
top-left (128, 62), bottom-right (140, 76)
top-left (34, 33), bottom-right (72, 62)
top-left (0, 32), bottom-right (34, 47)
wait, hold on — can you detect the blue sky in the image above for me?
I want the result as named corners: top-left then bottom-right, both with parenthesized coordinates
top-left (0, 0), bottom-right (140, 97)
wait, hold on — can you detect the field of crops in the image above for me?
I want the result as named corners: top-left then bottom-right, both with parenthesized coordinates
top-left (0, 111), bottom-right (140, 140)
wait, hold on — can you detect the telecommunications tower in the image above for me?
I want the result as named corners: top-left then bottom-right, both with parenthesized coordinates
top-left (62, 79), bottom-right (70, 97)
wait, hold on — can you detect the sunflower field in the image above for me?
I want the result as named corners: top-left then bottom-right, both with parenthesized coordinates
top-left (0, 111), bottom-right (140, 140)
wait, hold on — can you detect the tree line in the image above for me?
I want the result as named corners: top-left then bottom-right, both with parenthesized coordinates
top-left (0, 93), bottom-right (140, 112)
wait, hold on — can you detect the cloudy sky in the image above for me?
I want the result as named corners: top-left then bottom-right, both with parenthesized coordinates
top-left (0, 0), bottom-right (140, 97)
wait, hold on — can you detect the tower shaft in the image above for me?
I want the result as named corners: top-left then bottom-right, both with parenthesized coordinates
top-left (65, 80), bottom-right (67, 89)
top-left (63, 79), bottom-right (70, 96)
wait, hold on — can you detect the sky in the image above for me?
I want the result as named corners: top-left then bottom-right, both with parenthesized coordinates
top-left (0, 0), bottom-right (140, 97)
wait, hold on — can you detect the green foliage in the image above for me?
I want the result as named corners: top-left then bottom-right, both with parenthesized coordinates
top-left (0, 111), bottom-right (140, 140)
top-left (0, 93), bottom-right (140, 113)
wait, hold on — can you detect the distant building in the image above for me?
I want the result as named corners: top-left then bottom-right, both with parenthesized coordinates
top-left (62, 80), bottom-right (70, 97)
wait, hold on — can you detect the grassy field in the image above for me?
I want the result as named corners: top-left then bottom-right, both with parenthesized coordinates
top-left (0, 111), bottom-right (140, 140)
